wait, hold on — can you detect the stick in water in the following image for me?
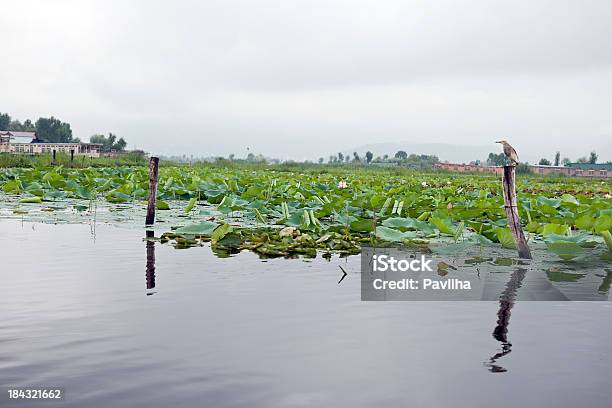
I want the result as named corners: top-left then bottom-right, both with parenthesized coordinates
top-left (501, 166), bottom-right (532, 259)
top-left (145, 157), bottom-right (159, 226)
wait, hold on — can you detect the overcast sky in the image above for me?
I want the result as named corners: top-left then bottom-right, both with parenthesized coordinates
top-left (2, 0), bottom-right (611, 162)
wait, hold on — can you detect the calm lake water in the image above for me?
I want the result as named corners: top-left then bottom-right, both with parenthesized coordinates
top-left (1, 220), bottom-right (611, 407)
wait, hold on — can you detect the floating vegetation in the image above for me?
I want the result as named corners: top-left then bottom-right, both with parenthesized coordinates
top-left (0, 165), bottom-right (610, 260)
top-left (161, 226), bottom-right (362, 258)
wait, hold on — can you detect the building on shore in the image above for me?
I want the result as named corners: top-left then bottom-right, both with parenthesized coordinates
top-left (435, 161), bottom-right (611, 178)
top-left (434, 162), bottom-right (504, 175)
top-left (0, 131), bottom-right (102, 157)
top-left (530, 163), bottom-right (611, 178)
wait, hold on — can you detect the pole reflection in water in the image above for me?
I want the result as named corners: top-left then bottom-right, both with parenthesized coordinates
top-left (146, 230), bottom-right (156, 295)
top-left (485, 267), bottom-right (527, 373)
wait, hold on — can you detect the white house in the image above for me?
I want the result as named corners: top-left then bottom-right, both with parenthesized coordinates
top-left (0, 131), bottom-right (102, 157)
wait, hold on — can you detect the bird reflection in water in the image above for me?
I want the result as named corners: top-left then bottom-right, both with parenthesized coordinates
top-left (145, 230), bottom-right (156, 295)
top-left (485, 267), bottom-right (527, 373)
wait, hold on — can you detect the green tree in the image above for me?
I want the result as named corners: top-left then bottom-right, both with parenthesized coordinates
top-left (365, 151), bottom-right (373, 164)
top-left (352, 152), bottom-right (360, 162)
top-left (0, 113), bottom-right (37, 132)
top-left (89, 134), bottom-right (106, 148)
top-left (23, 119), bottom-right (35, 131)
top-left (516, 162), bottom-right (532, 174)
top-left (577, 156), bottom-right (588, 163)
top-left (337, 152), bottom-right (344, 162)
top-left (538, 158), bottom-right (551, 165)
top-left (554, 151), bottom-right (560, 166)
top-left (114, 137), bottom-right (127, 151)
top-left (89, 133), bottom-right (127, 152)
top-left (589, 151), bottom-right (598, 164)
top-left (561, 157), bottom-right (571, 166)
top-left (403, 154), bottom-right (439, 169)
top-left (35, 117), bottom-right (73, 142)
top-left (10, 120), bottom-right (21, 131)
top-left (0, 113), bottom-right (10, 130)
top-left (486, 152), bottom-right (508, 166)
top-left (394, 150), bottom-right (407, 160)
top-left (10, 120), bottom-right (22, 130)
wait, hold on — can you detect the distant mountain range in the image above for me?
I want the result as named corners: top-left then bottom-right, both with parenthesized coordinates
top-left (342, 142), bottom-right (540, 164)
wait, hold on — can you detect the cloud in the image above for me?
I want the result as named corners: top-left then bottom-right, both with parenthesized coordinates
top-left (1, 0), bottom-right (611, 161)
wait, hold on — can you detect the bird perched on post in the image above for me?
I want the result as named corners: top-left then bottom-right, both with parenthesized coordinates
top-left (496, 140), bottom-right (519, 166)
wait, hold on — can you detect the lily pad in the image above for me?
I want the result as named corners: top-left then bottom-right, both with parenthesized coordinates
top-left (175, 221), bottom-right (219, 235)
top-left (545, 241), bottom-right (585, 260)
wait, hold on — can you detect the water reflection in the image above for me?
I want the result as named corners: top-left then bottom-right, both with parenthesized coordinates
top-left (485, 267), bottom-right (527, 373)
top-left (598, 269), bottom-right (612, 294)
top-left (2, 221), bottom-right (612, 407)
top-left (146, 230), bottom-right (156, 294)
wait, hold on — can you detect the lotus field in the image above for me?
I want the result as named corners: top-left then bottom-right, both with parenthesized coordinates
top-left (0, 165), bottom-right (610, 260)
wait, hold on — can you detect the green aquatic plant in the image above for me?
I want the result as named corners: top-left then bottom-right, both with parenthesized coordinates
top-left (0, 164), bottom-right (609, 259)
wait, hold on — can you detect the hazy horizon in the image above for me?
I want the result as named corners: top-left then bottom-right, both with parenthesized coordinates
top-left (2, 0), bottom-right (611, 162)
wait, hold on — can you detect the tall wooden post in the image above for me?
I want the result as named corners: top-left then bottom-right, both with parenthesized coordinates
top-left (70, 149), bottom-right (75, 167)
top-left (145, 157), bottom-right (159, 226)
top-left (502, 166), bottom-right (532, 259)
top-left (52, 149), bottom-right (56, 165)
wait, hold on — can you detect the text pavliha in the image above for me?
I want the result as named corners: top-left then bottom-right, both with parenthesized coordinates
top-left (372, 278), bottom-right (471, 290)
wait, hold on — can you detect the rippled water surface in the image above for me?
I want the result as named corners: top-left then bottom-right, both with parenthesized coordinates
top-left (1, 220), bottom-right (611, 407)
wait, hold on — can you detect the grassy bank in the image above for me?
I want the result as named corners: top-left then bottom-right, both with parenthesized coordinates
top-left (0, 152), bottom-right (149, 168)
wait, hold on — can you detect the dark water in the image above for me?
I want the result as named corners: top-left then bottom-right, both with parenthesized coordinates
top-left (1, 221), bottom-right (611, 408)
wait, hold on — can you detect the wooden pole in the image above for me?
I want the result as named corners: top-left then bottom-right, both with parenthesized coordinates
top-left (145, 157), bottom-right (159, 226)
top-left (70, 149), bottom-right (74, 167)
top-left (52, 149), bottom-right (56, 165)
top-left (502, 166), bottom-right (532, 259)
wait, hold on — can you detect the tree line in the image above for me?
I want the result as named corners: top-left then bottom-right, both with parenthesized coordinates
top-left (536, 151), bottom-right (600, 166)
top-left (1, 112), bottom-right (127, 152)
top-left (484, 150), bottom-right (601, 167)
top-left (1, 112), bottom-right (76, 143)
top-left (322, 150), bottom-right (439, 168)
